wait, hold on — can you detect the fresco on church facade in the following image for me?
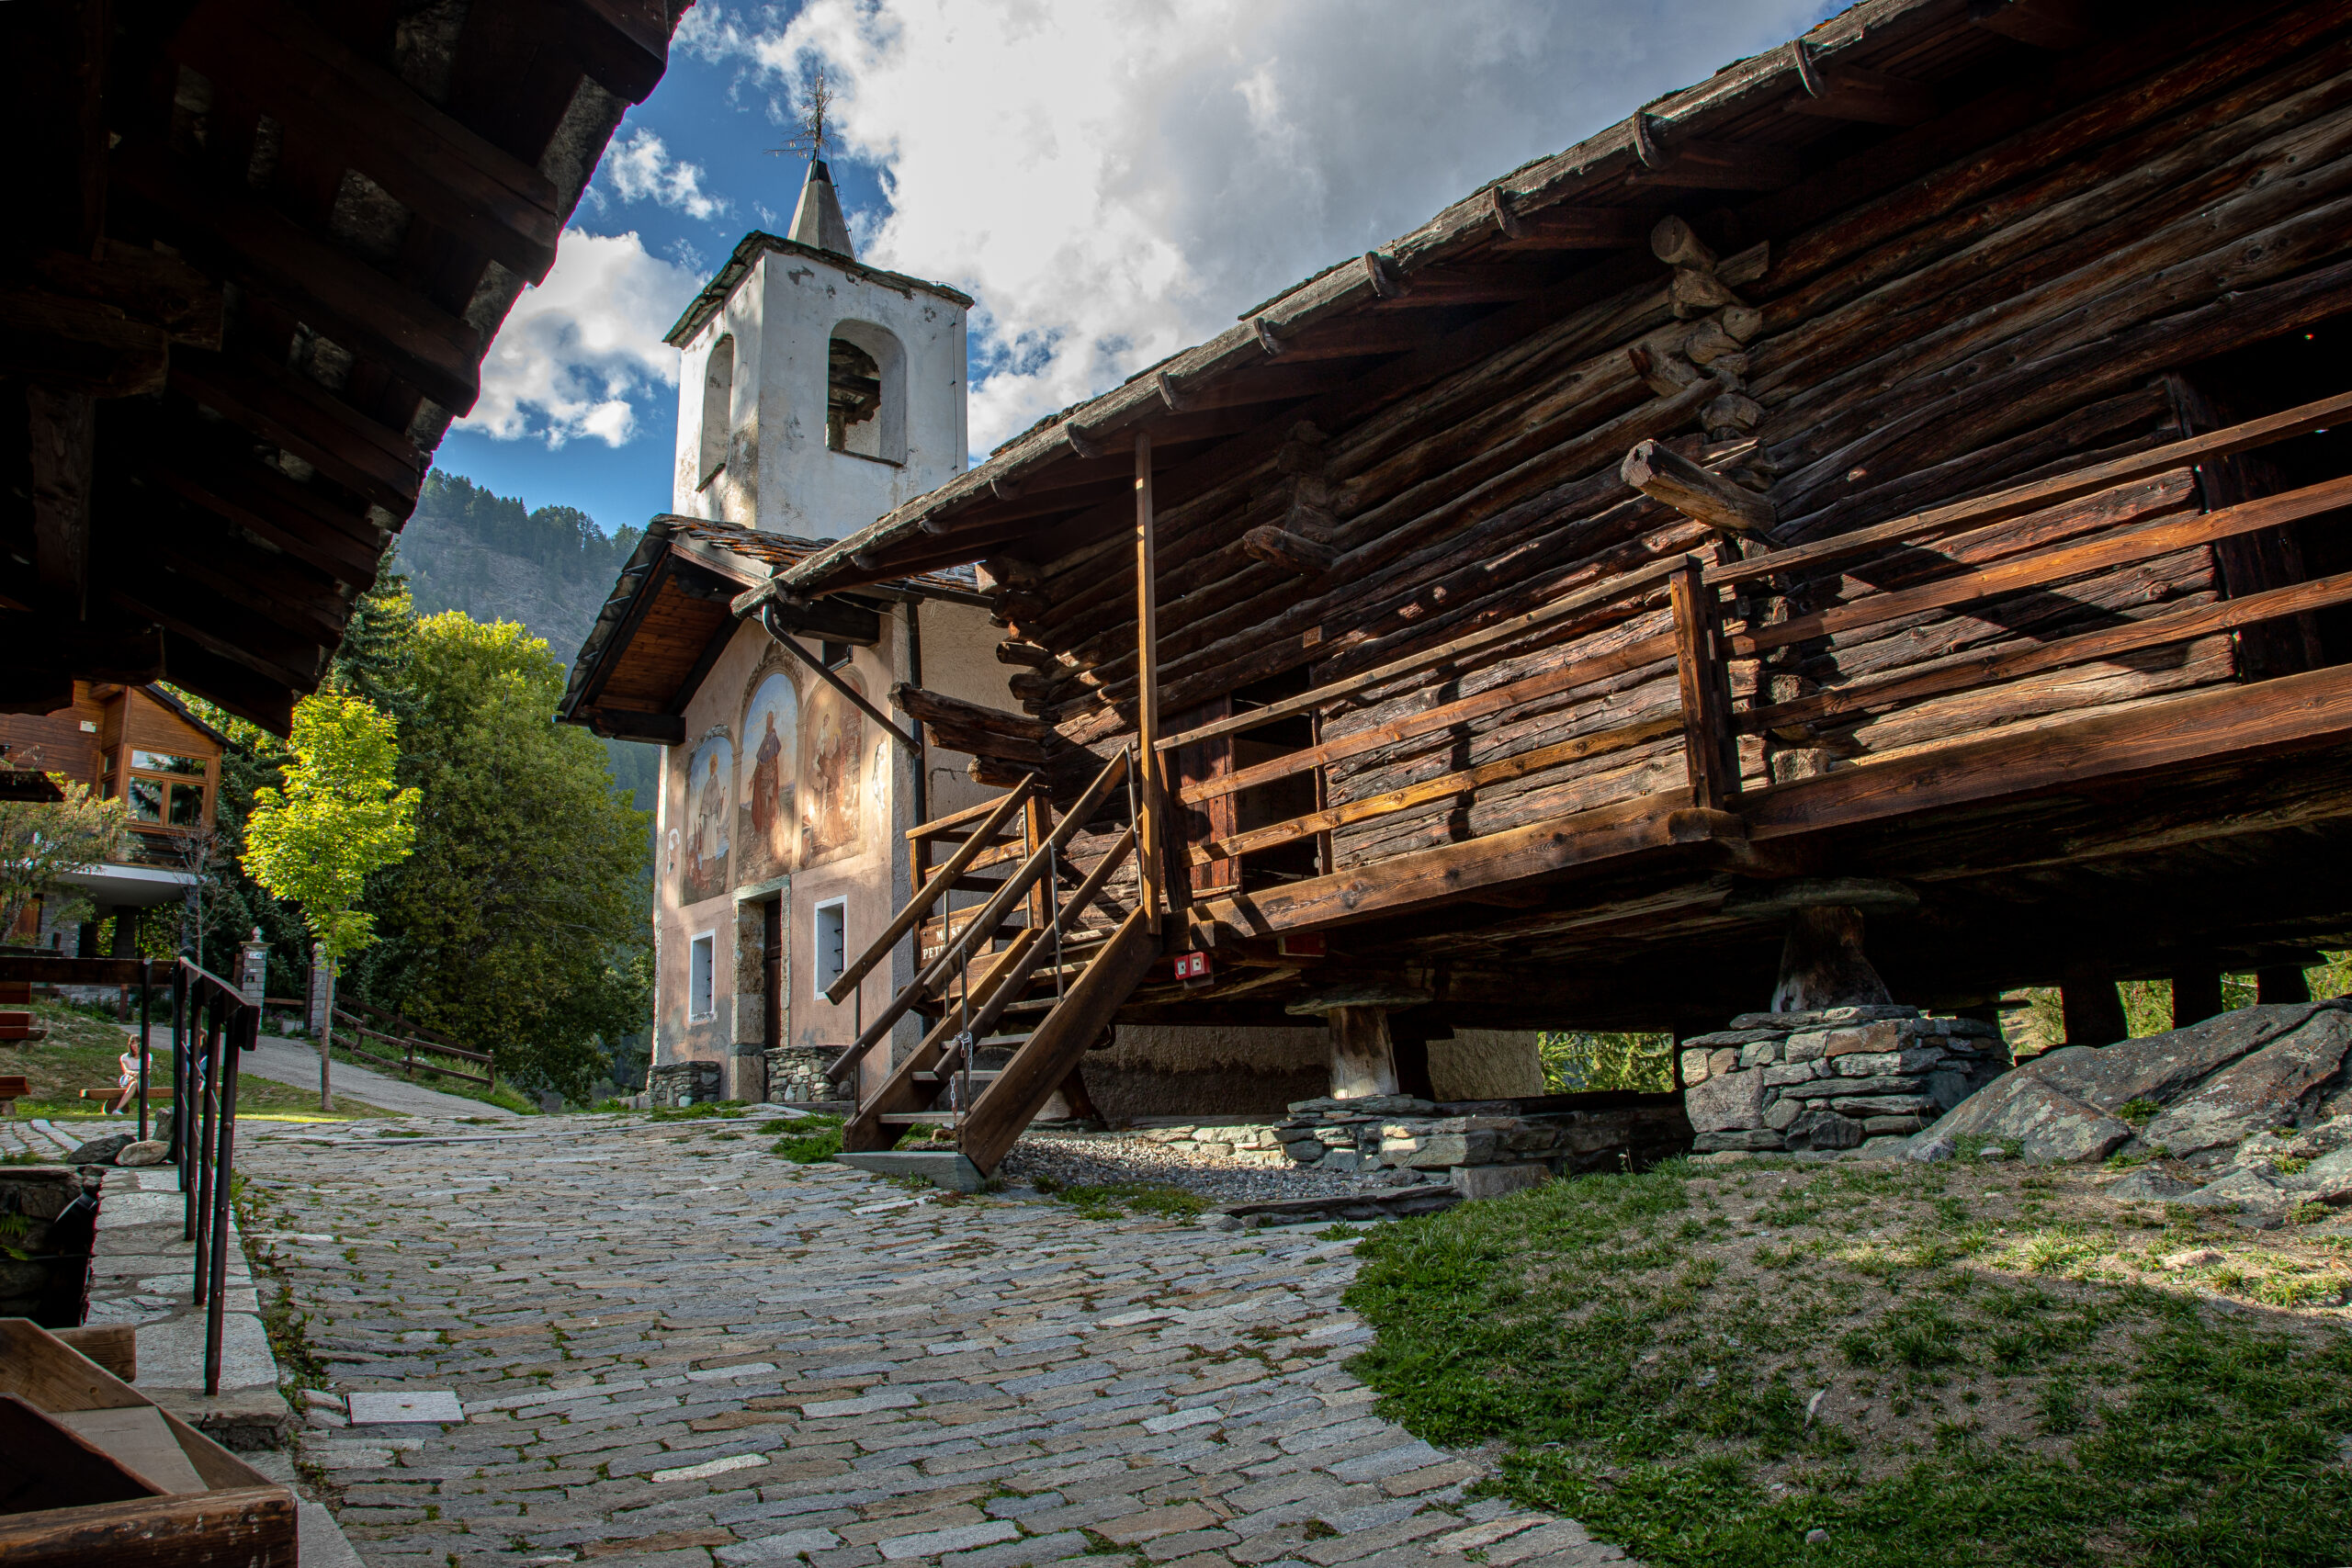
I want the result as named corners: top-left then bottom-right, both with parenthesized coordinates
top-left (737, 671), bottom-right (797, 884)
top-left (681, 733), bottom-right (732, 904)
top-left (799, 671), bottom-right (865, 867)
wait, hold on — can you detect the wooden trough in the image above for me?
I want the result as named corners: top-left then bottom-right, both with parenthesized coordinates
top-left (0, 1317), bottom-right (296, 1564)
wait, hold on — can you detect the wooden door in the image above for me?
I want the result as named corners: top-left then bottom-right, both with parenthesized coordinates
top-left (761, 898), bottom-right (782, 1053)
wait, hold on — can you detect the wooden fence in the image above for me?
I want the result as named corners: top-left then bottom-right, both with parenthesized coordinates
top-left (329, 998), bottom-right (495, 1090)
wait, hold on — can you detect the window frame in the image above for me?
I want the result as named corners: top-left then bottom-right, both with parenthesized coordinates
top-left (813, 897), bottom-right (848, 998)
top-left (687, 930), bottom-right (718, 1021)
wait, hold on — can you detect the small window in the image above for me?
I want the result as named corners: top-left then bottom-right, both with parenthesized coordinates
top-left (698, 334), bottom-right (735, 488)
top-left (132, 750), bottom-right (203, 775)
top-left (814, 898), bottom-right (847, 997)
top-left (688, 931), bottom-right (716, 1021)
top-left (167, 783), bottom-right (206, 828)
top-left (127, 779), bottom-right (164, 823)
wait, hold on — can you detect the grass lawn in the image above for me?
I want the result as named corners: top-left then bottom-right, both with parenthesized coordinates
top-left (3, 1001), bottom-right (396, 1121)
top-left (1344, 1154), bottom-right (2352, 1567)
top-left (311, 1032), bottom-right (537, 1116)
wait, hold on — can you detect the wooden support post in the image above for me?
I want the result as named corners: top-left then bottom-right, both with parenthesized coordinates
top-left (2060, 965), bottom-right (2128, 1047)
top-left (1668, 558), bottom-right (1734, 812)
top-left (2256, 965), bottom-right (2312, 1005)
top-left (2172, 965), bottom-right (2224, 1028)
top-left (1135, 433), bottom-right (1163, 934)
top-left (1024, 791), bottom-right (1049, 933)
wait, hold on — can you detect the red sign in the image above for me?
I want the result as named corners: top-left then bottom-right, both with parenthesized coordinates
top-left (1171, 952), bottom-right (1212, 981)
top-left (1278, 933), bottom-right (1327, 959)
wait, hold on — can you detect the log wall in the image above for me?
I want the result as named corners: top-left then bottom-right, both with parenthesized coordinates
top-left (1004, 7), bottom-right (2352, 890)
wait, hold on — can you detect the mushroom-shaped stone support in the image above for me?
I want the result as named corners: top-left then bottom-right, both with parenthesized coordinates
top-left (1287, 981), bottom-right (1434, 1100)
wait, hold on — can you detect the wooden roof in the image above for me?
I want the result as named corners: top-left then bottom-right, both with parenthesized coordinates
top-left (2, 0), bottom-right (687, 732)
top-left (557, 514), bottom-right (988, 743)
top-left (776, 0), bottom-right (2123, 594)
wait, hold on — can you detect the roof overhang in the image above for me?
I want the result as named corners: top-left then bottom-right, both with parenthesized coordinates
top-left (664, 232), bottom-right (978, 349)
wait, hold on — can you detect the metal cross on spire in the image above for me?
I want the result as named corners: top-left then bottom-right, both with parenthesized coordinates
top-left (768, 63), bottom-right (834, 167)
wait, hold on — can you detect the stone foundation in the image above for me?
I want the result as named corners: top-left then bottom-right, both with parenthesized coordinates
top-left (1116, 1117), bottom-right (1295, 1167)
top-left (1272, 1092), bottom-right (1690, 1179)
top-left (647, 1059), bottom-right (724, 1108)
top-left (764, 1045), bottom-right (845, 1104)
top-left (1681, 1005), bottom-right (2008, 1154)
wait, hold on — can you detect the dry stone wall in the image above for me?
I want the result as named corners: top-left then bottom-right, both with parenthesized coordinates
top-left (1682, 1006), bottom-right (2008, 1155)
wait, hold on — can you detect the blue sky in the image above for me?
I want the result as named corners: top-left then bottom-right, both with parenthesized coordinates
top-left (439, 0), bottom-right (1838, 543)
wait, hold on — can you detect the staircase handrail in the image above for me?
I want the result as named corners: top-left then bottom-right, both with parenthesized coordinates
top-left (828, 747), bottom-right (1132, 1089)
top-left (826, 781), bottom-right (1031, 1006)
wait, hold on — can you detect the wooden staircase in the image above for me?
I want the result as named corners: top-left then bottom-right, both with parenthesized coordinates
top-left (829, 749), bottom-right (1162, 1189)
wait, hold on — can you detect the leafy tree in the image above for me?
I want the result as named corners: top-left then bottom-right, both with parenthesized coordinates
top-left (0, 781), bottom-right (128, 941)
top-left (243, 691), bottom-right (419, 962)
top-left (351, 613), bottom-right (650, 1100)
top-left (1538, 1031), bottom-right (1676, 1093)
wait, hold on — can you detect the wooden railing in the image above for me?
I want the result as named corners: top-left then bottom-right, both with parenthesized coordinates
top-left (1156, 386), bottom-right (2352, 877)
top-left (827, 748), bottom-right (1134, 1092)
top-left (329, 998), bottom-right (495, 1090)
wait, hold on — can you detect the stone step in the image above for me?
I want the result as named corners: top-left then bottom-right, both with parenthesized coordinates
top-left (878, 1112), bottom-right (958, 1124)
top-left (833, 1148), bottom-right (987, 1192)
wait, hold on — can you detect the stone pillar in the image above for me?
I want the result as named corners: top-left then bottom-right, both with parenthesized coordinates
top-left (730, 1042), bottom-right (767, 1104)
top-left (1681, 1008), bottom-right (2008, 1154)
top-left (238, 928), bottom-right (269, 1010)
top-left (107, 908), bottom-right (140, 958)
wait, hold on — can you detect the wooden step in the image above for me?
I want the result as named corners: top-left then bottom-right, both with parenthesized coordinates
top-left (911, 1069), bottom-right (1002, 1084)
top-left (878, 1111), bottom-right (958, 1125)
top-left (834, 1149), bottom-right (987, 1192)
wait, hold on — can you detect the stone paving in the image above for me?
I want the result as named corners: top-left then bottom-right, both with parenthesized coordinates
top-left (236, 1113), bottom-right (1628, 1568)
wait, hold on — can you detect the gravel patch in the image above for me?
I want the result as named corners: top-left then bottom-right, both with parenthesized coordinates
top-left (1000, 1127), bottom-right (1451, 1205)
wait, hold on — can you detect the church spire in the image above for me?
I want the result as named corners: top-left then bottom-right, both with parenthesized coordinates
top-left (788, 159), bottom-right (854, 258)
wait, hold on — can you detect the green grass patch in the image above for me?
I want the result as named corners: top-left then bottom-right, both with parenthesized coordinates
top-left (1342, 1158), bottom-right (2352, 1567)
top-left (1031, 1174), bottom-right (1208, 1221)
top-left (771, 1115), bottom-right (844, 1164)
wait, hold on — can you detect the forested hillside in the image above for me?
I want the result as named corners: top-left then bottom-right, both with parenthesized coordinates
top-left (393, 472), bottom-right (656, 810)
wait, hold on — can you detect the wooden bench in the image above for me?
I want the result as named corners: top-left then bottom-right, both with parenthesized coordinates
top-left (0, 1077), bottom-right (25, 1117)
top-left (74, 1089), bottom-right (171, 1102)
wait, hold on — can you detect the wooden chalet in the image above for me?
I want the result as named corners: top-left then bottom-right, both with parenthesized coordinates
top-left (752, 0), bottom-right (2352, 1180)
top-left (3, 0), bottom-right (688, 731)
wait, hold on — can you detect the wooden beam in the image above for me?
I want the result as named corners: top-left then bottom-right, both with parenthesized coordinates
top-left (26, 389), bottom-right (94, 617)
top-left (558, 0), bottom-right (673, 103)
top-left (171, 0), bottom-right (566, 283)
top-left (737, 590), bottom-right (881, 646)
top-left (33, 243), bottom-right (224, 348)
top-left (153, 636), bottom-right (300, 733)
top-left (1968, 0), bottom-right (2097, 51)
top-left (0, 287), bottom-right (169, 397)
top-left (1239, 525), bottom-right (1338, 578)
top-left (115, 143), bottom-right (484, 414)
top-left (1741, 661), bottom-right (2352, 843)
top-left (1620, 438), bottom-right (1773, 534)
top-left (582, 708), bottom-right (684, 744)
top-left (1272, 314), bottom-right (1458, 362)
top-left (1668, 558), bottom-right (1734, 813)
top-left (1787, 62), bottom-right (1940, 128)
top-left (1491, 205), bottom-right (1656, 253)
top-left (149, 453), bottom-right (386, 587)
top-left (1136, 432), bottom-right (1163, 933)
top-left (168, 352), bottom-right (424, 513)
top-left (1626, 120), bottom-right (1799, 191)
top-left (757, 608), bottom-right (920, 750)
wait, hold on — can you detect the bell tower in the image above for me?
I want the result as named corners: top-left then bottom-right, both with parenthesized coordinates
top-left (665, 160), bottom-right (971, 539)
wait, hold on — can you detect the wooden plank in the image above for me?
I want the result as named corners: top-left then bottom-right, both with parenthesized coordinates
top-left (961, 905), bottom-right (1159, 1173)
top-left (116, 145), bottom-right (481, 414)
top-left (1742, 568), bottom-right (2352, 734)
top-left (0, 1393), bottom-right (162, 1512)
top-left (26, 388), bottom-right (94, 616)
top-left (1787, 64), bottom-right (1940, 127)
top-left (839, 928), bottom-right (1039, 1152)
top-left (0, 286), bottom-right (170, 397)
top-left (1741, 661), bottom-right (2352, 843)
top-left (1733, 473), bottom-right (2352, 657)
top-left (1159, 555), bottom-right (1689, 755)
top-left (1707, 387), bottom-right (2352, 591)
top-left (830, 783), bottom-right (1029, 1005)
top-left (168, 353), bottom-right (424, 513)
top-left (1669, 558), bottom-right (1734, 811)
top-left (1490, 205), bottom-right (1656, 253)
top-left (1187, 787), bottom-right (1697, 939)
top-left (1191, 714), bottom-right (1682, 863)
top-left (0, 1484), bottom-right (297, 1568)
top-left (50, 1325), bottom-right (135, 1384)
top-left (1136, 434), bottom-right (1163, 932)
top-left (171, 0), bottom-right (563, 282)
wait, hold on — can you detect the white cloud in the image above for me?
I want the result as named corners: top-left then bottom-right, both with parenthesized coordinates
top-left (605, 129), bottom-right (728, 220)
top-left (697, 0), bottom-right (1826, 455)
top-left (460, 230), bottom-right (701, 448)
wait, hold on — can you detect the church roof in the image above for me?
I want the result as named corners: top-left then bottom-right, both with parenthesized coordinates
top-left (663, 232), bottom-right (975, 349)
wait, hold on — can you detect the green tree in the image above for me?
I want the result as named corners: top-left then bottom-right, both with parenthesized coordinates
top-left (1538, 1032), bottom-right (1676, 1093)
top-left (0, 781), bottom-right (128, 941)
top-left (355, 613), bottom-right (650, 1100)
top-left (243, 691), bottom-right (420, 962)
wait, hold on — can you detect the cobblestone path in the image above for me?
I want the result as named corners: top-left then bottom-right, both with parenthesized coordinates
top-left (241, 1115), bottom-right (1623, 1568)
